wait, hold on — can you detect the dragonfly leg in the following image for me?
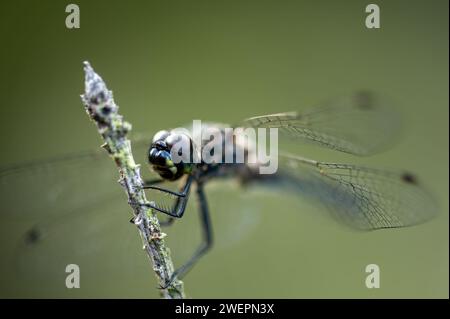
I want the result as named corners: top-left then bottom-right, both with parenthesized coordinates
top-left (160, 183), bottom-right (213, 289)
top-left (137, 175), bottom-right (194, 218)
top-left (143, 178), bottom-right (165, 186)
top-left (143, 178), bottom-right (191, 197)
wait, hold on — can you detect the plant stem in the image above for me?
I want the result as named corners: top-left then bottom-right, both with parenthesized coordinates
top-left (80, 61), bottom-right (185, 299)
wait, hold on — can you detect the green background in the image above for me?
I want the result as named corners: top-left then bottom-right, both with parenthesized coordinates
top-left (0, 0), bottom-right (448, 298)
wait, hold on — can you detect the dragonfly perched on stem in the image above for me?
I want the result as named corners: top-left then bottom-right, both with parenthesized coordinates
top-left (0, 91), bottom-right (436, 290)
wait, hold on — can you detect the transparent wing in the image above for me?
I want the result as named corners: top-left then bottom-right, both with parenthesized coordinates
top-left (0, 134), bottom-right (152, 220)
top-left (0, 135), bottom-right (155, 294)
top-left (243, 91), bottom-right (400, 156)
top-left (10, 196), bottom-right (145, 294)
top-left (276, 153), bottom-right (437, 230)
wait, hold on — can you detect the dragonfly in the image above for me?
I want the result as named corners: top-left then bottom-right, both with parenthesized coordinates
top-left (0, 91), bottom-right (437, 291)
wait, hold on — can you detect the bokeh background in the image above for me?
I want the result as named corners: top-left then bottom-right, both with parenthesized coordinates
top-left (0, 0), bottom-right (448, 298)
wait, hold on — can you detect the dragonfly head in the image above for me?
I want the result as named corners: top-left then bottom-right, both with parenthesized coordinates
top-left (148, 130), bottom-right (194, 181)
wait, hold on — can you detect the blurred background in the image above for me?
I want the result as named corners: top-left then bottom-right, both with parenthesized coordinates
top-left (0, 0), bottom-right (448, 298)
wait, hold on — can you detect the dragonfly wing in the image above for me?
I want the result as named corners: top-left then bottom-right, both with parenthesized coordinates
top-left (0, 136), bottom-right (158, 294)
top-left (276, 153), bottom-right (437, 230)
top-left (0, 135), bottom-right (153, 220)
top-left (12, 197), bottom-right (144, 290)
top-left (243, 91), bottom-right (400, 156)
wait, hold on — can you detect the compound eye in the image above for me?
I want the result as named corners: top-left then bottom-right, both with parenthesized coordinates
top-left (165, 133), bottom-right (182, 147)
top-left (152, 130), bottom-right (170, 143)
top-left (166, 133), bottom-right (193, 163)
top-left (148, 147), bottom-right (171, 166)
